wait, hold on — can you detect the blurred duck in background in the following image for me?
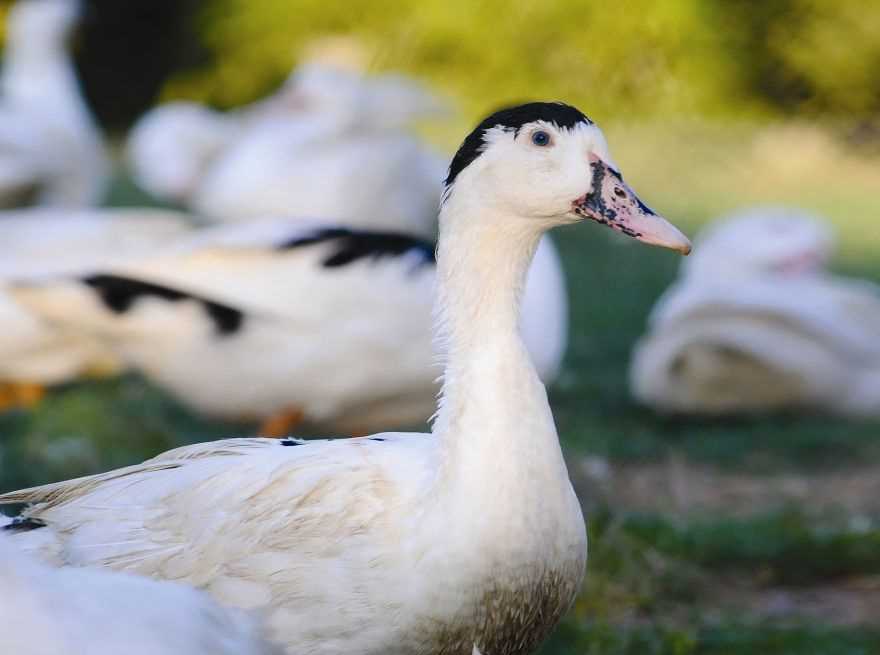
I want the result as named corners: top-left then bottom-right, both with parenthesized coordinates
top-left (0, 0), bottom-right (108, 207)
top-left (0, 537), bottom-right (279, 655)
top-left (189, 62), bottom-right (449, 236)
top-left (631, 206), bottom-right (880, 417)
top-left (0, 208), bottom-right (191, 410)
top-left (128, 60), bottom-right (448, 237)
top-left (9, 217), bottom-right (567, 435)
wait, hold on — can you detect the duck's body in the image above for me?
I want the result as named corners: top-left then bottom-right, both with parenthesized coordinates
top-left (632, 272), bottom-right (880, 416)
top-left (12, 220), bottom-right (565, 432)
top-left (631, 207), bottom-right (880, 416)
top-left (0, 537), bottom-right (278, 655)
top-left (2, 102), bottom-right (690, 654)
top-left (0, 209), bottom-right (191, 390)
top-left (0, 0), bottom-right (108, 207)
top-left (3, 433), bottom-right (585, 654)
top-left (190, 113), bottom-right (446, 237)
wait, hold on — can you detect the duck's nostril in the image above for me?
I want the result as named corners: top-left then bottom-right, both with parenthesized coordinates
top-left (613, 187), bottom-right (625, 198)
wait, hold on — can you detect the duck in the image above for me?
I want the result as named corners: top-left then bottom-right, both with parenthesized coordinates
top-left (127, 62), bottom-right (447, 235)
top-left (0, 208), bottom-right (191, 409)
top-left (9, 217), bottom-right (567, 435)
top-left (0, 0), bottom-right (108, 207)
top-left (0, 536), bottom-right (279, 655)
top-left (630, 205), bottom-right (880, 416)
top-left (0, 102), bottom-right (691, 655)
top-left (188, 63), bottom-right (449, 237)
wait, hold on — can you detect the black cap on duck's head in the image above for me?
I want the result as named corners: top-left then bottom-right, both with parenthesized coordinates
top-left (443, 101), bottom-right (691, 255)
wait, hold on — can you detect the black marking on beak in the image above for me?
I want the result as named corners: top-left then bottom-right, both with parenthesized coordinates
top-left (579, 160), bottom-right (617, 222)
top-left (575, 161), bottom-right (644, 238)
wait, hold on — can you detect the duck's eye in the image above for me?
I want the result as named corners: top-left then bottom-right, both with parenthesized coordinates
top-left (531, 130), bottom-right (551, 147)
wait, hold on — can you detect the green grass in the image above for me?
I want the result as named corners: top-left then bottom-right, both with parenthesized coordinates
top-left (0, 375), bottom-right (246, 490)
top-left (616, 509), bottom-right (880, 586)
top-left (542, 622), bottom-right (880, 655)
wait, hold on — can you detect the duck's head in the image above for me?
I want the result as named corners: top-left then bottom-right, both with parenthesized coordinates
top-left (127, 102), bottom-right (233, 202)
top-left (684, 205), bottom-right (834, 279)
top-left (442, 102), bottom-right (691, 255)
top-left (7, 0), bottom-right (81, 49)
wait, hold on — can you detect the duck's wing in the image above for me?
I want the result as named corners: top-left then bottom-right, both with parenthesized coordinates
top-left (0, 208), bottom-right (192, 278)
top-left (649, 277), bottom-right (880, 362)
top-left (8, 220), bottom-right (436, 333)
top-left (0, 434), bottom-right (425, 579)
top-left (630, 309), bottom-right (854, 414)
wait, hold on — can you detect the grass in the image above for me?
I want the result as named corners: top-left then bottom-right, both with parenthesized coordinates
top-left (543, 621), bottom-right (880, 655)
top-left (1, 120), bottom-right (879, 653)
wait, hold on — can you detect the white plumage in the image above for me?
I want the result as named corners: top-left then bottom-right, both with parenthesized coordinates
top-left (0, 103), bottom-right (691, 655)
top-left (0, 0), bottom-right (108, 207)
top-left (0, 208), bottom-right (191, 389)
top-left (631, 206), bottom-right (880, 416)
top-left (0, 536), bottom-right (279, 655)
top-left (10, 219), bottom-right (566, 433)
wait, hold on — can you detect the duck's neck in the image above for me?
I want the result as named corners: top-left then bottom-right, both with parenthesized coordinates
top-left (432, 194), bottom-right (567, 487)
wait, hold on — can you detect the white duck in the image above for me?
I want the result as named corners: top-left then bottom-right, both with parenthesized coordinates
top-left (10, 217), bottom-right (566, 435)
top-left (189, 63), bottom-right (448, 237)
top-left (0, 0), bottom-right (108, 207)
top-left (0, 537), bottom-right (279, 655)
top-left (0, 102), bottom-right (690, 655)
top-left (0, 208), bottom-right (191, 408)
top-left (127, 62), bottom-right (447, 232)
top-left (631, 206), bottom-right (880, 416)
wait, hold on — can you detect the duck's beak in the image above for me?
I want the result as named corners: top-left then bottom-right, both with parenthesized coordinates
top-left (573, 154), bottom-right (691, 255)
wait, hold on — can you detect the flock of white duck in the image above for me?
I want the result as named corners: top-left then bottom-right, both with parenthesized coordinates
top-left (0, 0), bottom-right (877, 653)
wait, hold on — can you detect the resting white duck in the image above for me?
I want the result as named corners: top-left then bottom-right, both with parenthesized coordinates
top-left (0, 537), bottom-right (279, 655)
top-left (128, 62), bottom-right (446, 229)
top-left (0, 0), bottom-right (108, 207)
top-left (0, 208), bottom-right (191, 409)
top-left (10, 218), bottom-right (566, 435)
top-left (0, 102), bottom-right (691, 655)
top-left (189, 64), bottom-right (448, 237)
top-left (631, 206), bottom-right (880, 416)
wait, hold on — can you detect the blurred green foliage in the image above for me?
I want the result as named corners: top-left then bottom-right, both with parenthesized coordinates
top-left (161, 0), bottom-right (880, 123)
